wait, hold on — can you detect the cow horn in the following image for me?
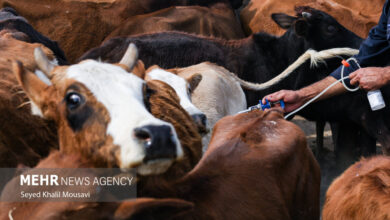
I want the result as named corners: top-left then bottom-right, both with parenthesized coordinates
top-left (119, 43), bottom-right (138, 71)
top-left (302, 12), bottom-right (312, 19)
top-left (34, 47), bottom-right (56, 78)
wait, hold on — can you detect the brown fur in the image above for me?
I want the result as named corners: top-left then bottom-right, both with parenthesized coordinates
top-left (0, 0), bottom-right (238, 62)
top-left (240, 0), bottom-right (384, 38)
top-left (54, 79), bottom-right (120, 168)
top-left (0, 0), bottom-right (147, 63)
top-left (14, 57), bottom-right (202, 193)
top-left (105, 5), bottom-right (244, 41)
top-left (323, 156), bottom-right (390, 220)
top-left (139, 80), bottom-right (202, 196)
top-left (127, 110), bottom-right (321, 220)
top-left (0, 35), bottom-right (57, 167)
top-left (0, 151), bottom-right (194, 220)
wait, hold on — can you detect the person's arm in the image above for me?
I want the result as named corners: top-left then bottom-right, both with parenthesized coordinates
top-left (264, 0), bottom-right (390, 113)
top-left (263, 76), bottom-right (344, 112)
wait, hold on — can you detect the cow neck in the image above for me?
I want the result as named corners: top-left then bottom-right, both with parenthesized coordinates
top-left (227, 30), bottom-right (309, 81)
top-left (256, 30), bottom-right (309, 72)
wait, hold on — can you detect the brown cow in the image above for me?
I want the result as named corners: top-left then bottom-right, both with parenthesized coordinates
top-left (0, 34), bottom-right (58, 167)
top-left (139, 79), bottom-right (202, 195)
top-left (128, 110), bottom-right (321, 219)
top-left (322, 156), bottom-right (390, 220)
top-left (105, 4), bottom-right (244, 41)
top-left (240, 0), bottom-right (384, 38)
top-left (0, 151), bottom-right (194, 220)
top-left (13, 43), bottom-right (201, 186)
top-left (0, 0), bottom-right (241, 62)
top-left (0, 109), bottom-right (321, 220)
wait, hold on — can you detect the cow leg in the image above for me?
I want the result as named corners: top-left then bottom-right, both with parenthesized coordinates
top-left (315, 121), bottom-right (325, 158)
top-left (331, 122), bottom-right (360, 172)
top-left (358, 130), bottom-right (377, 156)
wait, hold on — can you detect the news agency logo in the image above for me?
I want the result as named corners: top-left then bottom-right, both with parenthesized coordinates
top-left (20, 174), bottom-right (134, 186)
top-left (0, 168), bottom-right (137, 202)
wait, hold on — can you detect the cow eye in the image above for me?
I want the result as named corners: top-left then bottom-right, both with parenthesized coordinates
top-left (65, 92), bottom-right (84, 110)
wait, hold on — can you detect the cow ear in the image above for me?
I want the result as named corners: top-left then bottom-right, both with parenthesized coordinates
top-left (271, 13), bottom-right (297, 29)
top-left (13, 60), bottom-right (57, 120)
top-left (294, 19), bottom-right (309, 37)
top-left (187, 73), bottom-right (202, 93)
top-left (114, 198), bottom-right (194, 220)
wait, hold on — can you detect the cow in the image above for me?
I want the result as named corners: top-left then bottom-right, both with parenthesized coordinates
top-left (81, 7), bottom-right (390, 155)
top-left (144, 65), bottom-right (209, 137)
top-left (146, 62), bottom-right (247, 151)
top-left (0, 35), bottom-right (58, 168)
top-left (0, 7), bottom-right (69, 167)
top-left (0, 0), bottom-right (241, 62)
top-left (240, 0), bottom-right (384, 38)
top-left (322, 155), bottom-right (390, 220)
top-left (120, 109), bottom-right (321, 219)
top-left (79, 7), bottom-right (362, 108)
top-left (13, 44), bottom-right (202, 191)
top-left (1, 109), bottom-right (320, 220)
top-left (105, 4), bottom-right (244, 41)
top-left (139, 79), bottom-right (202, 195)
top-left (0, 150), bottom-right (194, 220)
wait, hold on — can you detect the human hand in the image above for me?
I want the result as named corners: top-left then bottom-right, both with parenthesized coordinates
top-left (262, 90), bottom-right (304, 113)
top-left (349, 67), bottom-right (390, 91)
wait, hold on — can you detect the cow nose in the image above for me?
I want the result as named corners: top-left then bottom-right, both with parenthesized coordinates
top-left (134, 125), bottom-right (177, 162)
top-left (192, 114), bottom-right (208, 134)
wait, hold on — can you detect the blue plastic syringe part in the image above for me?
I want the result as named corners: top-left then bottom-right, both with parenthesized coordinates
top-left (260, 99), bottom-right (285, 110)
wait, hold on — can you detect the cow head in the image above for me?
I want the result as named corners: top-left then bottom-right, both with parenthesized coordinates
top-left (13, 44), bottom-right (183, 175)
top-left (271, 6), bottom-right (362, 51)
top-left (145, 67), bottom-right (209, 135)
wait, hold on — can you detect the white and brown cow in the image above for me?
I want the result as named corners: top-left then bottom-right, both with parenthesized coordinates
top-left (144, 62), bottom-right (246, 151)
top-left (144, 65), bottom-right (208, 135)
top-left (14, 44), bottom-right (183, 176)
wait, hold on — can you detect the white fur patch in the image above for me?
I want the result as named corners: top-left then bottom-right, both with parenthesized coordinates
top-left (34, 70), bottom-right (52, 86)
top-left (65, 61), bottom-right (183, 169)
top-left (137, 159), bottom-right (174, 176)
top-left (147, 68), bottom-right (204, 116)
top-left (30, 101), bottom-right (43, 117)
top-left (30, 59), bottom-right (57, 117)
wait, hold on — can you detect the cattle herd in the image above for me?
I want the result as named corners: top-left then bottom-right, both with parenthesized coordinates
top-left (0, 0), bottom-right (388, 219)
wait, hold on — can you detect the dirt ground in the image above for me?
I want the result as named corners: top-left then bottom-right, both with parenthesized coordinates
top-left (292, 116), bottom-right (382, 210)
top-left (292, 116), bottom-right (339, 210)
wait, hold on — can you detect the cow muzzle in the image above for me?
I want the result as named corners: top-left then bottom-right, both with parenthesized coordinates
top-left (191, 113), bottom-right (209, 135)
top-left (134, 124), bottom-right (181, 175)
top-left (134, 125), bottom-right (178, 162)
